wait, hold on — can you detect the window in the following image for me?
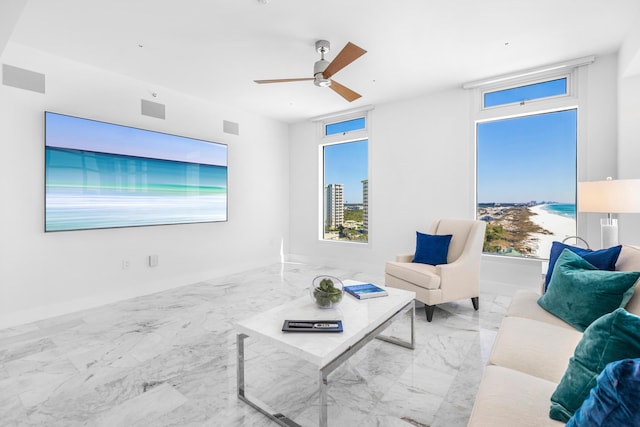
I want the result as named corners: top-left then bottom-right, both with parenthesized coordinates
top-left (321, 116), bottom-right (368, 242)
top-left (474, 75), bottom-right (580, 259)
top-left (484, 77), bottom-right (568, 108)
top-left (325, 117), bottom-right (366, 136)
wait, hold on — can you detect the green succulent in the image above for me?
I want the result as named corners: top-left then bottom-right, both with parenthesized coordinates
top-left (313, 278), bottom-right (343, 307)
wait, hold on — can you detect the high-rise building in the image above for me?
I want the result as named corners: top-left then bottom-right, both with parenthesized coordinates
top-left (325, 184), bottom-right (344, 229)
top-left (362, 179), bottom-right (368, 233)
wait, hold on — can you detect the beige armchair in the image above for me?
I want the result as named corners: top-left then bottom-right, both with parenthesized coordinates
top-left (385, 218), bottom-right (487, 322)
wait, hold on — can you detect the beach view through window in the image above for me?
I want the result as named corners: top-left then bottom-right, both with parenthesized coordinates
top-left (477, 109), bottom-right (577, 258)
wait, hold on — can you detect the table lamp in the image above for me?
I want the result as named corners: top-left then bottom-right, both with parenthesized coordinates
top-left (578, 178), bottom-right (640, 248)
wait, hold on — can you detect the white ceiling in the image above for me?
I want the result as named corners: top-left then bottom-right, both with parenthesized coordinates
top-left (8, 0), bottom-right (640, 123)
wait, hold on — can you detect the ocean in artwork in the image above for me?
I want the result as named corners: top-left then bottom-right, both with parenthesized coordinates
top-left (45, 148), bottom-right (227, 231)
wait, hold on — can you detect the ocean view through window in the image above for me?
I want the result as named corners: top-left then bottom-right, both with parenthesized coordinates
top-left (477, 109), bottom-right (577, 258)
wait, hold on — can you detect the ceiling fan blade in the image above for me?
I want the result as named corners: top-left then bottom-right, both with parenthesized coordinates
top-left (329, 80), bottom-right (361, 102)
top-left (323, 42), bottom-right (367, 79)
top-left (254, 78), bottom-right (314, 84)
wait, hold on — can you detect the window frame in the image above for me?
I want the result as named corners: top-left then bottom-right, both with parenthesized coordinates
top-left (318, 112), bottom-right (370, 244)
top-left (471, 66), bottom-right (587, 260)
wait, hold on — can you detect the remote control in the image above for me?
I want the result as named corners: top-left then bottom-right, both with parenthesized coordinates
top-left (288, 322), bottom-right (339, 328)
top-left (313, 323), bottom-right (339, 328)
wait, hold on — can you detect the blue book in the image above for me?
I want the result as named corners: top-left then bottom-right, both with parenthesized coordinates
top-left (344, 283), bottom-right (388, 300)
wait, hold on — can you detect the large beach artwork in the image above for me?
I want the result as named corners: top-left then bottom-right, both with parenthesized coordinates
top-left (45, 112), bottom-right (228, 232)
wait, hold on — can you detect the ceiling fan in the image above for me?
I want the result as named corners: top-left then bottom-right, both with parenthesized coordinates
top-left (254, 40), bottom-right (367, 102)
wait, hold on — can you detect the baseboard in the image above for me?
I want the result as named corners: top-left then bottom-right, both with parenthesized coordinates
top-left (0, 258), bottom-right (280, 330)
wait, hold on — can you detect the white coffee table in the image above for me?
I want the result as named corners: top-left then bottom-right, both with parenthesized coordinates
top-left (235, 281), bottom-right (416, 426)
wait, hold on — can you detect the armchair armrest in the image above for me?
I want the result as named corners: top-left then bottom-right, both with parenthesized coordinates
top-left (395, 253), bottom-right (414, 263)
top-left (436, 253), bottom-right (479, 283)
top-left (435, 243), bottom-right (482, 296)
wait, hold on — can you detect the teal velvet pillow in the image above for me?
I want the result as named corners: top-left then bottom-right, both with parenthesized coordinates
top-left (544, 241), bottom-right (621, 291)
top-left (566, 358), bottom-right (640, 427)
top-left (550, 309), bottom-right (640, 422)
top-left (538, 249), bottom-right (639, 331)
top-left (412, 232), bottom-right (452, 266)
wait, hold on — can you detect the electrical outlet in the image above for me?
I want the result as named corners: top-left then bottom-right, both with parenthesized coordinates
top-left (122, 259), bottom-right (130, 270)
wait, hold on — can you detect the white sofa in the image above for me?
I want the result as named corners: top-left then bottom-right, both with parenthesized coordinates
top-left (467, 245), bottom-right (640, 426)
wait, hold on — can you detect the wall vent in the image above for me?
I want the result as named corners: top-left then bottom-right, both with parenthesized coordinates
top-left (223, 120), bottom-right (239, 135)
top-left (141, 99), bottom-right (166, 119)
top-left (2, 64), bottom-right (45, 94)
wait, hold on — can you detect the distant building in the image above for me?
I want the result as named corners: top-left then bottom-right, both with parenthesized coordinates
top-left (362, 179), bottom-right (368, 232)
top-left (325, 184), bottom-right (344, 228)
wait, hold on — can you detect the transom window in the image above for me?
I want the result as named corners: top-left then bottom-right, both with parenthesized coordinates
top-left (483, 77), bottom-right (568, 108)
top-left (325, 117), bottom-right (366, 136)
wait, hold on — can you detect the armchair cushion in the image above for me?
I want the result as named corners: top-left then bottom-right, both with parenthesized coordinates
top-left (385, 261), bottom-right (441, 290)
top-left (412, 231), bottom-right (452, 266)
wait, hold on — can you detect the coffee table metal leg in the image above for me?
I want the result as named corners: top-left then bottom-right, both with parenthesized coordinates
top-left (319, 367), bottom-right (329, 427)
top-left (237, 333), bottom-right (247, 399)
top-left (376, 300), bottom-right (415, 349)
top-left (237, 333), bottom-right (301, 427)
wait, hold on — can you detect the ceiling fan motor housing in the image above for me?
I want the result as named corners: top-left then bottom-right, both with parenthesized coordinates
top-left (313, 58), bottom-right (331, 87)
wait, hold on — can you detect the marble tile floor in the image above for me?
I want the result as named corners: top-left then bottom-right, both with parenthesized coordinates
top-left (0, 262), bottom-right (519, 427)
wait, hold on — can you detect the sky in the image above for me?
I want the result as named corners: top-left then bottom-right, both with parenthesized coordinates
top-left (45, 112), bottom-right (227, 167)
top-left (324, 139), bottom-right (368, 204)
top-left (477, 108), bottom-right (577, 204)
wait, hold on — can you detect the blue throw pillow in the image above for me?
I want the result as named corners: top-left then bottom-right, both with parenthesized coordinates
top-left (412, 232), bottom-right (452, 266)
top-left (544, 242), bottom-right (622, 291)
top-left (566, 358), bottom-right (640, 427)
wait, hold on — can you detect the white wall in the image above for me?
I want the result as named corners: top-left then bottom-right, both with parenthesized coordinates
top-left (0, 0), bottom-right (26, 57)
top-left (288, 89), bottom-right (472, 275)
top-left (0, 43), bottom-right (289, 328)
top-left (288, 54), bottom-right (619, 287)
top-left (617, 11), bottom-right (640, 245)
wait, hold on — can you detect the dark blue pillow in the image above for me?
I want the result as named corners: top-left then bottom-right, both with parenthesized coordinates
top-left (566, 358), bottom-right (640, 427)
top-left (544, 242), bottom-right (622, 291)
top-left (413, 232), bottom-right (452, 266)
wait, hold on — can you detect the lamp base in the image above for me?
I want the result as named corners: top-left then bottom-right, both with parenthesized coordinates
top-left (600, 218), bottom-right (618, 248)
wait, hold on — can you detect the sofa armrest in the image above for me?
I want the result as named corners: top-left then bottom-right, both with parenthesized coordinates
top-left (395, 253), bottom-right (414, 263)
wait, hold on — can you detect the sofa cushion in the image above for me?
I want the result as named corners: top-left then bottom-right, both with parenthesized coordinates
top-left (566, 358), bottom-right (640, 427)
top-left (489, 316), bottom-right (583, 383)
top-left (625, 283), bottom-right (640, 317)
top-left (616, 244), bottom-right (640, 272)
top-left (544, 242), bottom-right (621, 291)
top-left (617, 245), bottom-right (640, 317)
top-left (538, 249), bottom-right (639, 331)
top-left (384, 261), bottom-right (440, 290)
top-left (467, 365), bottom-right (565, 427)
top-left (506, 290), bottom-right (576, 330)
top-left (412, 231), bottom-right (452, 265)
top-left (550, 308), bottom-right (640, 422)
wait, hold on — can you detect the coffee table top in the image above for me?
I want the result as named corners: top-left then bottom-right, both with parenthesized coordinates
top-left (236, 281), bottom-right (415, 367)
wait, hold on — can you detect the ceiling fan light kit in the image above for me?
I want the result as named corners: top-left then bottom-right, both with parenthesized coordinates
top-left (254, 39), bottom-right (366, 102)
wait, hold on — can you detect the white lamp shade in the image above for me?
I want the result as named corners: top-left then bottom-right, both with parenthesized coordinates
top-left (578, 179), bottom-right (640, 213)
